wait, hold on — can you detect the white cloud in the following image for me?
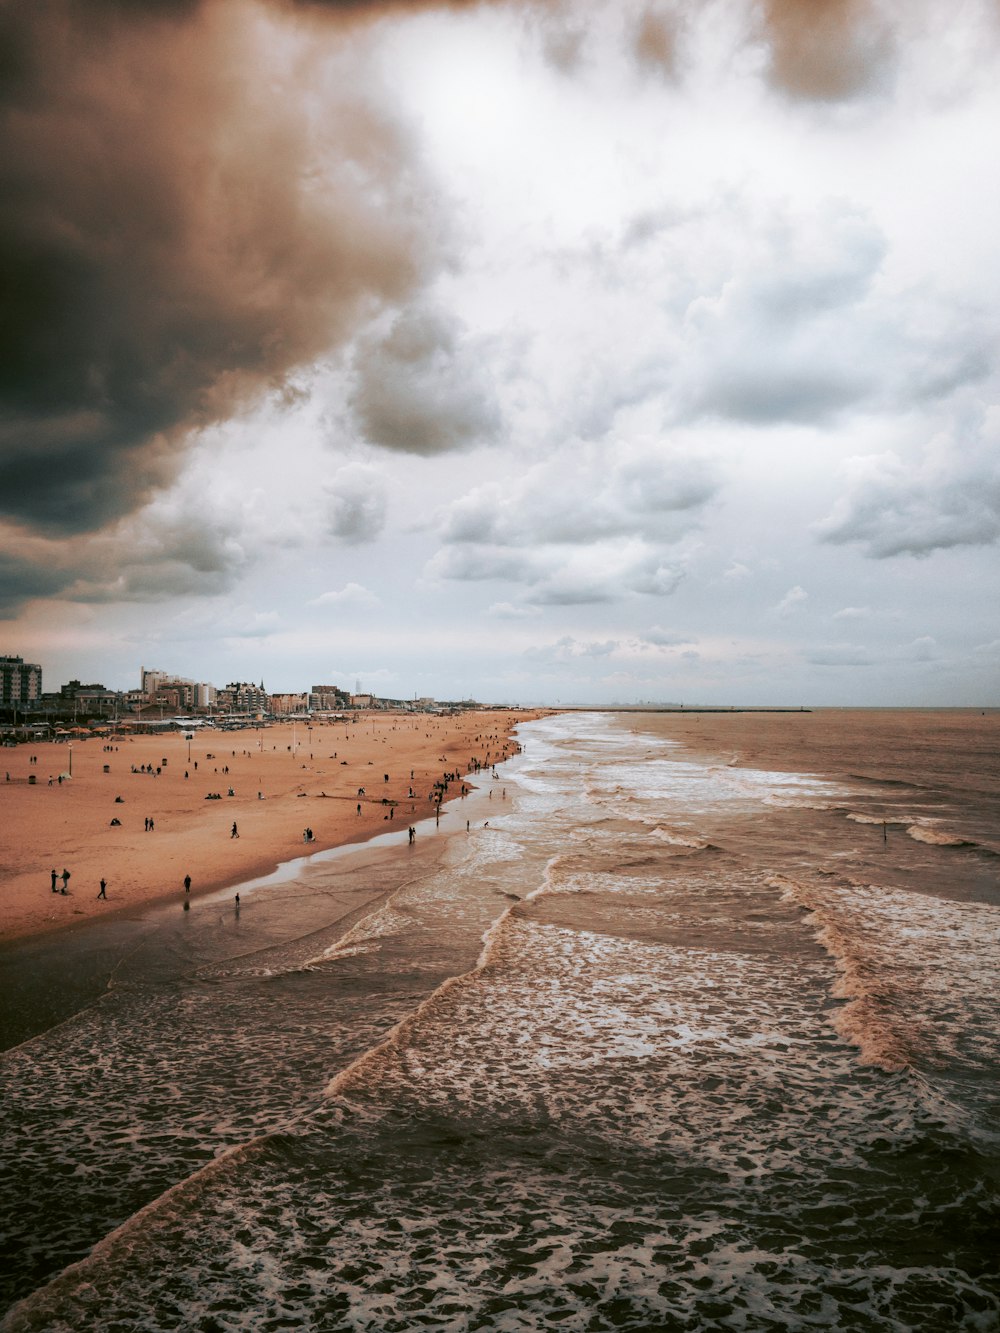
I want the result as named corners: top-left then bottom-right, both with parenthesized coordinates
top-left (818, 409), bottom-right (1000, 558)
top-left (775, 585), bottom-right (808, 617)
top-left (642, 626), bottom-right (696, 647)
top-left (487, 602), bottom-right (541, 619)
top-left (431, 437), bottom-right (714, 604)
top-left (309, 583), bottom-right (380, 609)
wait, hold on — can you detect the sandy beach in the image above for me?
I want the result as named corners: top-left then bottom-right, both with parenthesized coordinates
top-left (0, 709), bottom-right (541, 943)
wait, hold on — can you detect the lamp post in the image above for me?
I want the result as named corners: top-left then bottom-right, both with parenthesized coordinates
top-left (68, 742), bottom-right (72, 777)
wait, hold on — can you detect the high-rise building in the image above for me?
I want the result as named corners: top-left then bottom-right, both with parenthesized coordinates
top-left (0, 656), bottom-right (42, 708)
top-left (141, 667), bottom-right (171, 698)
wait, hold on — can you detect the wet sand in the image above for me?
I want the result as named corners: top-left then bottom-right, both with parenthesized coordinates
top-left (0, 710), bottom-right (541, 944)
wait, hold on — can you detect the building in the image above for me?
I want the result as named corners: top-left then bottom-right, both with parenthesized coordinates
top-left (218, 681), bottom-right (270, 714)
top-left (270, 693), bottom-right (309, 716)
top-left (0, 656), bottom-right (42, 709)
top-left (309, 684), bottom-right (349, 711)
top-left (142, 669), bottom-right (215, 713)
top-left (140, 667), bottom-right (171, 698)
top-left (59, 680), bottom-right (122, 715)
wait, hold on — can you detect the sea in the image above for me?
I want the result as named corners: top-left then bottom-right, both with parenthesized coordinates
top-left (0, 708), bottom-right (997, 1332)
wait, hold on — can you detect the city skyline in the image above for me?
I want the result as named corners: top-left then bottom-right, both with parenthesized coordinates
top-left (1, 1), bottom-right (998, 707)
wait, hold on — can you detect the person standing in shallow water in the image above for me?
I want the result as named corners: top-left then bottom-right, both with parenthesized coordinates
top-left (184, 875), bottom-right (191, 894)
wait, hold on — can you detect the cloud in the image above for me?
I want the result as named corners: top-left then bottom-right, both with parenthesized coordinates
top-left (775, 585), bottom-right (808, 617)
top-left (325, 464), bottom-right (388, 544)
top-left (487, 602), bottom-right (541, 619)
top-left (903, 635), bottom-right (938, 662)
top-left (833, 605), bottom-right (873, 620)
top-left (678, 203), bottom-right (886, 425)
top-left (0, 469), bottom-right (268, 612)
top-left (525, 635), bottom-right (622, 664)
top-left (441, 440), bottom-right (718, 548)
top-left (431, 438), bottom-right (713, 604)
top-left (641, 626), bottom-right (695, 647)
top-left (638, 197), bottom-right (993, 431)
top-left (0, 0), bottom-right (439, 537)
top-left (347, 304), bottom-right (502, 455)
top-left (757, 0), bottom-right (897, 102)
top-left (817, 410), bottom-right (1000, 557)
top-left (309, 582), bottom-right (380, 608)
top-left (633, 6), bottom-right (679, 78)
top-left (0, 552), bottom-right (72, 617)
top-left (805, 644), bottom-right (875, 666)
top-left (166, 603), bottom-right (281, 642)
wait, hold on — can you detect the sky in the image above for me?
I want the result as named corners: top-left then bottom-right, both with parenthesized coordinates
top-left (1, 0), bottom-right (998, 706)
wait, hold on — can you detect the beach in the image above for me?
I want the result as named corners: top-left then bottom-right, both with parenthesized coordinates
top-left (1, 708), bottom-right (997, 1330)
top-left (0, 710), bottom-right (539, 945)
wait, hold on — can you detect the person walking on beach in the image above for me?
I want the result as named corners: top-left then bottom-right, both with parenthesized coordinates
top-left (51, 869), bottom-right (58, 893)
top-left (98, 879), bottom-right (107, 900)
top-left (60, 868), bottom-right (70, 893)
top-left (231, 822), bottom-right (239, 838)
top-left (184, 874), bottom-right (191, 894)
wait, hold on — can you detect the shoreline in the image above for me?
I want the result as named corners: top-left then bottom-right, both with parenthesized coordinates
top-left (0, 721), bottom-right (532, 1054)
top-left (0, 709), bottom-right (547, 946)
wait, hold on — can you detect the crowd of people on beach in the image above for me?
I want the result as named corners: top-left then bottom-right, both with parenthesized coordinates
top-left (25, 718), bottom-right (526, 926)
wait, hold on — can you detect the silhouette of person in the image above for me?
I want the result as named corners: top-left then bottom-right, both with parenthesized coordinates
top-left (98, 879), bottom-right (107, 899)
top-left (184, 875), bottom-right (192, 893)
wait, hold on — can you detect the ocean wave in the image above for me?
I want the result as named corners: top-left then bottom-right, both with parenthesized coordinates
top-left (767, 873), bottom-right (1000, 1087)
top-left (649, 827), bottom-right (713, 850)
top-left (906, 823), bottom-right (976, 848)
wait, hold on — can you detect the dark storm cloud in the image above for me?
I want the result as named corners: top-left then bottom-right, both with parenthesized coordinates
top-left (758, 0), bottom-right (896, 101)
top-left (0, 553), bottom-right (71, 616)
top-left (633, 7), bottom-right (679, 78)
top-left (0, 0), bottom-right (439, 537)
